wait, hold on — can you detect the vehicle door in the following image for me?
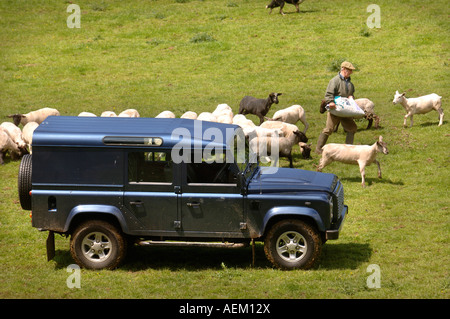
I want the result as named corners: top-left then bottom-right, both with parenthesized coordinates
top-left (180, 155), bottom-right (244, 234)
top-left (124, 150), bottom-right (180, 233)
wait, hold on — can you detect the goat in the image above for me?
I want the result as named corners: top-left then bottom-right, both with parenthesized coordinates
top-left (266, 0), bottom-right (305, 15)
top-left (317, 136), bottom-right (389, 187)
top-left (239, 93), bottom-right (282, 125)
top-left (0, 127), bottom-right (22, 164)
top-left (392, 91), bottom-right (443, 127)
top-left (22, 122), bottom-right (39, 154)
top-left (8, 107), bottom-right (59, 126)
top-left (249, 129), bottom-right (307, 168)
top-left (118, 109), bottom-right (140, 117)
top-left (270, 104), bottom-right (309, 133)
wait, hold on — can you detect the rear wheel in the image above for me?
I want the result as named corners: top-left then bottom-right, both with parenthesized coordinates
top-left (70, 220), bottom-right (127, 270)
top-left (264, 219), bottom-right (322, 270)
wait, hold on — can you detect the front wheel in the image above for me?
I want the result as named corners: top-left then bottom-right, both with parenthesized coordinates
top-left (70, 220), bottom-right (127, 270)
top-left (264, 219), bottom-right (322, 270)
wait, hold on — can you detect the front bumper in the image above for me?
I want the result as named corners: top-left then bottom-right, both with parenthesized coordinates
top-left (325, 204), bottom-right (348, 240)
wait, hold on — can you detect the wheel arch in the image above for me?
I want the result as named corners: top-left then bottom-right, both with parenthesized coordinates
top-left (261, 206), bottom-right (325, 238)
top-left (65, 205), bottom-right (128, 235)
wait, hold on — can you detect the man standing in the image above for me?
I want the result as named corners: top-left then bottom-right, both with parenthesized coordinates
top-left (316, 61), bottom-right (358, 154)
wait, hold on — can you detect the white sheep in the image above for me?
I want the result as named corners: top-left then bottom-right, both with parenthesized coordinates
top-left (249, 129), bottom-right (308, 168)
top-left (100, 111), bottom-right (117, 117)
top-left (197, 112), bottom-right (217, 122)
top-left (155, 110), bottom-right (176, 118)
top-left (78, 112), bottom-right (97, 117)
top-left (355, 98), bottom-right (379, 129)
top-left (261, 121), bottom-right (311, 158)
top-left (392, 91), bottom-right (444, 127)
top-left (0, 127), bottom-right (22, 164)
top-left (118, 109), bottom-right (140, 117)
top-left (317, 136), bottom-right (389, 187)
top-left (22, 122), bottom-right (39, 154)
top-left (271, 104), bottom-right (309, 133)
top-left (0, 122), bottom-right (27, 151)
top-left (180, 111), bottom-right (198, 120)
top-left (8, 107), bottom-right (60, 126)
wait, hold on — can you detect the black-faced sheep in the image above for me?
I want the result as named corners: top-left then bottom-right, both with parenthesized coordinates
top-left (8, 107), bottom-right (60, 126)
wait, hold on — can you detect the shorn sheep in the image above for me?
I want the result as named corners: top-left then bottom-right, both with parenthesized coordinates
top-left (270, 104), bottom-right (309, 133)
top-left (239, 93), bottom-right (282, 125)
top-left (392, 91), bottom-right (443, 127)
top-left (118, 109), bottom-right (140, 117)
top-left (317, 136), bottom-right (389, 187)
top-left (155, 110), bottom-right (176, 118)
top-left (8, 107), bottom-right (59, 126)
top-left (249, 129), bottom-right (308, 168)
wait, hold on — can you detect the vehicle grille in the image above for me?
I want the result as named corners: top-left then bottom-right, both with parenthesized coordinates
top-left (334, 181), bottom-right (344, 216)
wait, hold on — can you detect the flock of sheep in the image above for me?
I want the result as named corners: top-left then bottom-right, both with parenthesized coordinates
top-left (1, 90), bottom-right (444, 186)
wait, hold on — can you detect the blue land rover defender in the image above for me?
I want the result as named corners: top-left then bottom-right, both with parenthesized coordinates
top-left (18, 116), bottom-right (347, 270)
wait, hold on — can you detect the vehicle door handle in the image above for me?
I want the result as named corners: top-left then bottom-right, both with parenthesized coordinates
top-left (130, 201), bottom-right (143, 206)
top-left (186, 202), bottom-right (200, 208)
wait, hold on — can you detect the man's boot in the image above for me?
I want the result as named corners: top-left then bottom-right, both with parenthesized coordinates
top-left (345, 132), bottom-right (355, 144)
top-left (315, 133), bottom-right (329, 154)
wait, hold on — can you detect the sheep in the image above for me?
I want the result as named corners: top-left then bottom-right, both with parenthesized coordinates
top-left (118, 109), bottom-right (140, 117)
top-left (239, 93), bottom-right (282, 125)
top-left (8, 107), bottom-right (60, 126)
top-left (355, 98), bottom-right (380, 129)
top-left (317, 136), bottom-right (389, 187)
top-left (299, 142), bottom-right (312, 159)
top-left (100, 111), bottom-right (117, 117)
top-left (155, 110), bottom-right (176, 118)
top-left (266, 0), bottom-right (305, 15)
top-left (0, 122), bottom-right (27, 153)
top-left (260, 121), bottom-right (311, 159)
top-left (78, 112), bottom-right (97, 117)
top-left (270, 104), bottom-right (309, 133)
top-left (249, 129), bottom-right (308, 168)
top-left (197, 112), bottom-right (217, 122)
top-left (212, 104), bottom-right (234, 124)
top-left (22, 122), bottom-right (39, 154)
top-left (0, 127), bottom-right (22, 164)
top-left (392, 91), bottom-right (444, 127)
top-left (181, 111), bottom-right (198, 120)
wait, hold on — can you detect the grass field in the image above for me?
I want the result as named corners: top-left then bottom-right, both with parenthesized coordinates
top-left (0, 0), bottom-right (449, 299)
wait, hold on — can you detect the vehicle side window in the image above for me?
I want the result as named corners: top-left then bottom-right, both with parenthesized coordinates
top-left (186, 161), bottom-right (238, 185)
top-left (128, 151), bottom-right (173, 184)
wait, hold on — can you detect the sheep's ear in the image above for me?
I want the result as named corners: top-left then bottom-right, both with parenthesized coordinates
top-left (401, 92), bottom-right (406, 96)
top-left (378, 136), bottom-right (383, 142)
top-left (277, 93), bottom-right (282, 96)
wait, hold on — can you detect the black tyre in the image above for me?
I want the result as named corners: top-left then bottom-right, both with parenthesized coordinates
top-left (264, 219), bottom-right (322, 270)
top-left (18, 154), bottom-right (32, 210)
top-left (70, 220), bottom-right (127, 270)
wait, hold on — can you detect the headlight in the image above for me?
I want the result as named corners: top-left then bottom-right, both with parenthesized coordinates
top-left (329, 196), bottom-right (334, 221)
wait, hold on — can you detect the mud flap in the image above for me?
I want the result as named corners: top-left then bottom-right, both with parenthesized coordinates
top-left (46, 231), bottom-right (55, 261)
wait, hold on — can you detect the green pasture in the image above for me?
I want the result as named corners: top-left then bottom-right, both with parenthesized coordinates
top-left (0, 0), bottom-right (449, 299)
